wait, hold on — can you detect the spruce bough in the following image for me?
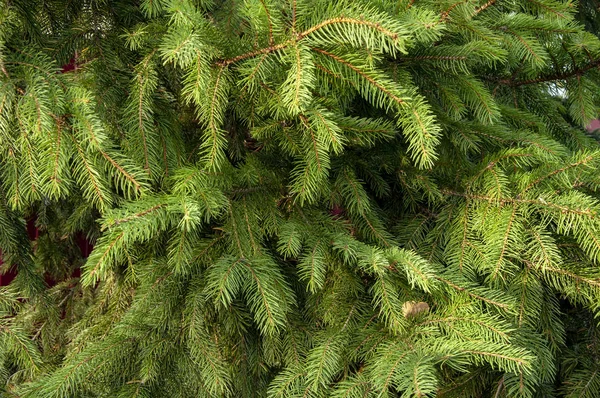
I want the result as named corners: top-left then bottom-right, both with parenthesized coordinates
top-left (1, 0), bottom-right (600, 396)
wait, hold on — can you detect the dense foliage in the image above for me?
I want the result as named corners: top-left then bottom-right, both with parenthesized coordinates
top-left (1, 0), bottom-right (600, 397)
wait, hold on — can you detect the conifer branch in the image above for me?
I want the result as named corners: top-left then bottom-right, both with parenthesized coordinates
top-left (434, 276), bottom-right (511, 308)
top-left (84, 232), bottom-right (124, 283)
top-left (99, 151), bottom-right (143, 193)
top-left (491, 205), bottom-right (517, 280)
top-left (107, 204), bottom-right (167, 227)
top-left (74, 141), bottom-right (109, 210)
top-left (259, 0), bottom-right (274, 46)
top-left (463, 349), bottom-right (529, 366)
top-left (0, 323), bottom-right (41, 371)
top-left (521, 154), bottom-right (596, 193)
top-left (292, 0), bottom-right (297, 32)
top-left (527, 0), bottom-right (567, 18)
top-left (137, 57), bottom-right (153, 174)
top-left (441, 1), bottom-right (469, 22)
top-left (499, 59), bottom-right (600, 87)
top-left (442, 190), bottom-right (597, 217)
top-left (217, 16), bottom-right (402, 67)
top-left (417, 316), bottom-right (510, 340)
top-left (310, 48), bottom-right (405, 105)
top-left (216, 42), bottom-right (291, 67)
top-left (300, 17), bottom-right (400, 41)
top-left (50, 117), bottom-right (63, 185)
top-left (535, 264), bottom-right (600, 288)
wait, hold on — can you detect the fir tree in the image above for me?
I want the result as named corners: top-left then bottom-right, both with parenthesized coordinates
top-left (0, 0), bottom-right (600, 397)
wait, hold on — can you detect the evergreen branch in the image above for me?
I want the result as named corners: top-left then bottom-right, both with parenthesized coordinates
top-left (458, 203), bottom-right (469, 271)
top-left (196, 65), bottom-right (230, 171)
top-left (0, 323), bottom-right (41, 371)
top-left (534, 263), bottom-right (600, 288)
top-left (342, 169), bottom-right (368, 215)
top-left (372, 275), bottom-right (406, 333)
top-left (461, 349), bottom-right (529, 366)
top-left (442, 190), bottom-right (597, 217)
top-left (4, 61), bottom-right (65, 89)
top-left (441, 1), bottom-right (469, 22)
top-left (362, 216), bottom-right (392, 248)
top-left (216, 41), bottom-right (291, 67)
top-left (211, 257), bottom-right (246, 306)
top-left (505, 30), bottom-right (545, 66)
top-left (467, 152), bottom-right (532, 187)
top-left (73, 141), bottom-right (109, 210)
top-left (300, 116), bottom-right (322, 173)
top-left (330, 374), bottom-right (371, 398)
top-left (243, 257), bottom-right (290, 334)
top-left (41, 338), bottom-right (135, 397)
top-left (0, 60), bottom-right (8, 78)
top-left (49, 116), bottom-right (63, 185)
top-left (72, 91), bottom-right (144, 194)
top-left (315, 62), bottom-right (343, 80)
top-left (521, 154), bottom-right (596, 192)
top-left (259, 0), bottom-right (274, 45)
top-left (107, 204), bottom-right (167, 228)
top-left (83, 232), bottom-right (124, 284)
top-left (567, 368), bottom-right (600, 396)
top-left (300, 17), bottom-right (400, 41)
top-left (305, 308), bottom-right (355, 392)
top-left (413, 361), bottom-right (424, 398)
top-left (241, 197), bottom-right (259, 255)
top-left (228, 207), bottom-right (246, 256)
top-left (310, 335), bottom-right (336, 390)
top-left (525, 228), bottom-right (557, 271)
top-left (268, 367), bottom-right (305, 397)
top-left (417, 316), bottom-right (510, 341)
top-left (382, 351), bottom-right (409, 392)
top-left (190, 332), bottom-right (230, 393)
top-left (217, 17), bottom-right (402, 67)
top-left (292, 0), bottom-right (297, 32)
top-left (310, 48), bottom-right (404, 105)
top-left (526, 0), bottom-right (566, 18)
top-left (491, 205), bottom-right (517, 280)
top-left (24, 89), bottom-right (42, 134)
top-left (277, 222), bottom-right (302, 258)
top-left (281, 44), bottom-right (314, 114)
top-left (137, 57), bottom-right (153, 174)
top-left (402, 55), bottom-right (468, 61)
top-left (238, 53), bottom-right (270, 95)
top-left (188, 238), bottom-right (222, 272)
top-left (437, 372), bottom-right (481, 395)
top-left (499, 59), bottom-right (600, 87)
top-left (299, 240), bottom-right (325, 292)
top-left (311, 108), bottom-right (343, 153)
top-left (99, 151), bottom-right (143, 194)
top-left (435, 276), bottom-right (511, 308)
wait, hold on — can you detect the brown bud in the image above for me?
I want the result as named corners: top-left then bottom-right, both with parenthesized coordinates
top-left (402, 301), bottom-right (429, 318)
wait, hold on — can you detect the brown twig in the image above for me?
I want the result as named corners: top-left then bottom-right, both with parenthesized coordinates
top-left (474, 0), bottom-right (497, 16)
